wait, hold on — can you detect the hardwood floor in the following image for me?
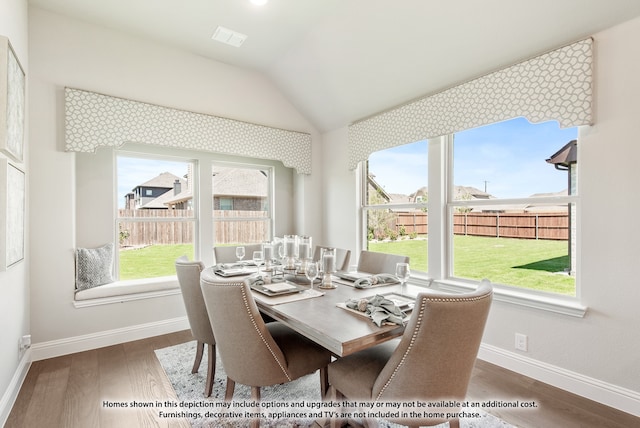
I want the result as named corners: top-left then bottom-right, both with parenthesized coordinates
top-left (6, 330), bottom-right (639, 427)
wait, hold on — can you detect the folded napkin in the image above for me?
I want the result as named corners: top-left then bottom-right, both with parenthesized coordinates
top-left (245, 274), bottom-right (285, 287)
top-left (352, 273), bottom-right (399, 289)
top-left (345, 294), bottom-right (407, 326)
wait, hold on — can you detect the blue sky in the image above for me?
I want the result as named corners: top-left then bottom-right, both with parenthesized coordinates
top-left (368, 117), bottom-right (578, 199)
top-left (117, 156), bottom-right (189, 208)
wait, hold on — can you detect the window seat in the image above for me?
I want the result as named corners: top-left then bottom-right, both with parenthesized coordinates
top-left (74, 276), bottom-right (181, 308)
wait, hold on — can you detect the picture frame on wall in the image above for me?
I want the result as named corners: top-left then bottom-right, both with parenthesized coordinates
top-left (0, 158), bottom-right (25, 270)
top-left (0, 35), bottom-right (25, 163)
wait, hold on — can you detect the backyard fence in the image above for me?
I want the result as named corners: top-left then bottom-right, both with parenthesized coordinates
top-left (118, 209), bottom-right (268, 247)
top-left (395, 211), bottom-right (569, 240)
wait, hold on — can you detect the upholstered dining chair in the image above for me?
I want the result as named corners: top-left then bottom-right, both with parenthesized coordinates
top-left (313, 245), bottom-right (352, 271)
top-left (356, 250), bottom-right (410, 275)
top-left (175, 256), bottom-right (216, 397)
top-left (200, 274), bottom-right (332, 427)
top-left (327, 281), bottom-right (493, 428)
top-left (214, 243), bottom-right (262, 264)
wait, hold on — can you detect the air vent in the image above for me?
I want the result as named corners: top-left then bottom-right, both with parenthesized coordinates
top-left (211, 26), bottom-right (247, 47)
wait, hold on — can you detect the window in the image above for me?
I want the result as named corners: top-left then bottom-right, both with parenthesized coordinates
top-left (212, 164), bottom-right (272, 246)
top-left (449, 118), bottom-right (578, 296)
top-left (117, 155), bottom-right (195, 280)
top-left (362, 117), bottom-right (578, 297)
top-left (363, 140), bottom-right (428, 273)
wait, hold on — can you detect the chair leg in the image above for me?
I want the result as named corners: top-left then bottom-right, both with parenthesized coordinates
top-left (224, 377), bottom-right (235, 401)
top-left (319, 366), bottom-right (329, 399)
top-left (204, 343), bottom-right (215, 397)
top-left (192, 340), bottom-right (204, 374)
top-left (250, 386), bottom-right (261, 428)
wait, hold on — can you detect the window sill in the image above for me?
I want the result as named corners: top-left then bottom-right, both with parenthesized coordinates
top-left (73, 276), bottom-right (180, 308)
top-left (412, 275), bottom-right (586, 318)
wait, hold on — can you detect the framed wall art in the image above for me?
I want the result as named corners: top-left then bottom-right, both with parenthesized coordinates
top-left (0, 158), bottom-right (25, 270)
top-left (0, 35), bottom-right (25, 163)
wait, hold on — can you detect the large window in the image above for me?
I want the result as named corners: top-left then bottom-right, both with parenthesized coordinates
top-left (117, 155), bottom-right (196, 280)
top-left (362, 118), bottom-right (578, 296)
top-left (450, 118), bottom-right (578, 295)
top-left (212, 164), bottom-right (272, 246)
top-left (364, 140), bottom-right (428, 273)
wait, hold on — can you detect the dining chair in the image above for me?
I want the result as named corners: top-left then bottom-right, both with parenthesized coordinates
top-left (200, 275), bottom-right (332, 427)
top-left (356, 250), bottom-right (409, 275)
top-left (313, 245), bottom-right (352, 271)
top-left (327, 281), bottom-right (493, 428)
top-left (175, 256), bottom-right (216, 397)
top-left (213, 243), bottom-right (262, 264)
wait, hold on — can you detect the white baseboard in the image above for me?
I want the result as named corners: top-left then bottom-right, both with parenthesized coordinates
top-left (31, 316), bottom-right (190, 361)
top-left (0, 348), bottom-right (32, 427)
top-left (478, 343), bottom-right (640, 418)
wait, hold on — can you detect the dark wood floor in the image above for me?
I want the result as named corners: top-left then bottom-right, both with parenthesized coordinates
top-left (6, 330), bottom-right (639, 427)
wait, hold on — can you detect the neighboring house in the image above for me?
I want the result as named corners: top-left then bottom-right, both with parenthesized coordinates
top-left (130, 167), bottom-right (269, 211)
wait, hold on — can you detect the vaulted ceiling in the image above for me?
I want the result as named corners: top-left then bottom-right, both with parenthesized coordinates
top-left (28, 0), bottom-right (640, 132)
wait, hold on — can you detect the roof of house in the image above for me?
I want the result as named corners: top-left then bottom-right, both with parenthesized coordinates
top-left (136, 172), bottom-right (184, 190)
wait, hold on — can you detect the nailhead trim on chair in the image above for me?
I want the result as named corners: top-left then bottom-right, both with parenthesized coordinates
top-left (239, 283), bottom-right (292, 382)
top-left (374, 291), bottom-right (492, 401)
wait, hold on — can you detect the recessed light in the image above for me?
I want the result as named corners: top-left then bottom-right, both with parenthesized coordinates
top-left (250, 0), bottom-right (268, 5)
top-left (211, 26), bottom-right (247, 47)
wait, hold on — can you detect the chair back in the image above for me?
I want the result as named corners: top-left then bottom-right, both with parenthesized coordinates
top-left (200, 274), bottom-right (293, 387)
top-left (356, 250), bottom-right (409, 275)
top-left (372, 281), bottom-right (493, 425)
top-left (313, 245), bottom-right (352, 271)
top-left (175, 257), bottom-right (215, 346)
top-left (214, 244), bottom-right (262, 264)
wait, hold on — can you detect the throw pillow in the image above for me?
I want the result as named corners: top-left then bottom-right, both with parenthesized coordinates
top-left (75, 243), bottom-right (115, 291)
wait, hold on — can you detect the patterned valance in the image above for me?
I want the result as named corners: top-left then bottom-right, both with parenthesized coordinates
top-left (348, 38), bottom-right (593, 170)
top-left (65, 88), bottom-right (313, 174)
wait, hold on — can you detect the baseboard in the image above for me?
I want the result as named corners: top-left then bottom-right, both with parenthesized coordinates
top-left (31, 316), bottom-right (190, 361)
top-left (0, 348), bottom-right (32, 427)
top-left (478, 343), bottom-right (640, 418)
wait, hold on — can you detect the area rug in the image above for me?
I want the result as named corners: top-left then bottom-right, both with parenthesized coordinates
top-left (155, 341), bottom-right (516, 428)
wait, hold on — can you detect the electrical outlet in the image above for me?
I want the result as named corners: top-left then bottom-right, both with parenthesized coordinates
top-left (515, 333), bottom-right (528, 351)
top-left (18, 335), bottom-right (31, 359)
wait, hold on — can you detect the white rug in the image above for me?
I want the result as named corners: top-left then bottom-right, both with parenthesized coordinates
top-left (155, 341), bottom-right (516, 428)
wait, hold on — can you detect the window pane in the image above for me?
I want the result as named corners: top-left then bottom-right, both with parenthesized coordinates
top-left (451, 204), bottom-right (575, 295)
top-left (365, 140), bottom-right (428, 272)
top-left (453, 118), bottom-right (578, 199)
top-left (213, 165), bottom-right (270, 245)
top-left (117, 156), bottom-right (195, 280)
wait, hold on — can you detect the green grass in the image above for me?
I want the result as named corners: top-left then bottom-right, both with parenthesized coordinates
top-left (119, 236), bottom-right (575, 295)
top-left (119, 244), bottom-right (193, 280)
top-left (369, 235), bottom-right (575, 295)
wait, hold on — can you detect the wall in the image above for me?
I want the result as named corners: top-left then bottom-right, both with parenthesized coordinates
top-left (27, 7), bottom-right (321, 350)
top-left (321, 17), bottom-right (640, 416)
top-left (0, 0), bottom-right (29, 424)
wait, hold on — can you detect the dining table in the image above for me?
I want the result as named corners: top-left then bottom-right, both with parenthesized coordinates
top-left (200, 266), bottom-right (420, 357)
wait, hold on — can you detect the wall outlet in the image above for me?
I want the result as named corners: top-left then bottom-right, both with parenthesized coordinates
top-left (515, 333), bottom-right (528, 351)
top-left (19, 335), bottom-right (31, 358)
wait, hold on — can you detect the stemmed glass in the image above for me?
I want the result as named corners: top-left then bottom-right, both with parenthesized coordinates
top-left (395, 262), bottom-right (410, 295)
top-left (235, 246), bottom-right (245, 266)
top-left (305, 261), bottom-right (319, 289)
top-left (252, 251), bottom-right (263, 271)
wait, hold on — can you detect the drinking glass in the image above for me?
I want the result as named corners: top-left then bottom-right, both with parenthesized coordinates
top-left (252, 251), bottom-right (263, 266)
top-left (395, 262), bottom-right (410, 295)
top-left (235, 246), bottom-right (245, 263)
top-left (305, 261), bottom-right (319, 288)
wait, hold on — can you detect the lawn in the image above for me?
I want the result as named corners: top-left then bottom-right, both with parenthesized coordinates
top-left (369, 235), bottom-right (575, 295)
top-left (119, 236), bottom-right (575, 295)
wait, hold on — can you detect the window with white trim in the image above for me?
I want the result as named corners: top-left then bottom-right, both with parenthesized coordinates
top-left (117, 154), bottom-right (196, 281)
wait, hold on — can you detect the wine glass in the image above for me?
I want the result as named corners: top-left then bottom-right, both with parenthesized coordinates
top-left (235, 246), bottom-right (245, 265)
top-left (252, 251), bottom-right (263, 268)
top-left (305, 261), bottom-right (319, 289)
top-left (395, 262), bottom-right (410, 295)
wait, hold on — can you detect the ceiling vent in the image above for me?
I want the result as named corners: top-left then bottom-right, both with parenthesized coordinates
top-left (211, 26), bottom-right (247, 47)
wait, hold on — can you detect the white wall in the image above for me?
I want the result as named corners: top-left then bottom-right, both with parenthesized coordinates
top-left (27, 6), bottom-right (321, 349)
top-left (321, 17), bottom-right (640, 415)
top-left (0, 0), bottom-right (29, 423)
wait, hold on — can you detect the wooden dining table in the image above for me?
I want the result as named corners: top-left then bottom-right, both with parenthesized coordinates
top-left (200, 267), bottom-right (416, 357)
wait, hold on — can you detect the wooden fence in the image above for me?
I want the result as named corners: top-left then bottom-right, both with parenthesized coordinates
top-left (395, 211), bottom-right (569, 241)
top-left (118, 209), bottom-right (268, 246)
